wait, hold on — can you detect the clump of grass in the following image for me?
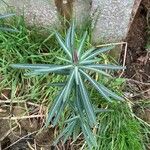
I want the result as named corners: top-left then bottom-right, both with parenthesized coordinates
top-left (0, 16), bottom-right (65, 104)
top-left (95, 103), bottom-right (146, 150)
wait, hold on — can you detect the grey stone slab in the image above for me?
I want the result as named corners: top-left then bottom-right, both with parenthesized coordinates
top-left (73, 0), bottom-right (92, 27)
top-left (91, 0), bottom-right (135, 44)
top-left (1, 0), bottom-right (60, 28)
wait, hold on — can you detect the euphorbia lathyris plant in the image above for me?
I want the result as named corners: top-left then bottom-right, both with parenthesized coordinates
top-left (11, 22), bottom-right (125, 148)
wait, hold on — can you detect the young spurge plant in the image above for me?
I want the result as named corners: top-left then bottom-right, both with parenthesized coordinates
top-left (11, 23), bottom-right (125, 148)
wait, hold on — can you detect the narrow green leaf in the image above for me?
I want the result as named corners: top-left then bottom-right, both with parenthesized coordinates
top-left (29, 65), bottom-right (72, 73)
top-left (74, 66), bottom-right (79, 85)
top-left (65, 21), bottom-right (75, 50)
top-left (75, 85), bottom-right (84, 119)
top-left (79, 69), bottom-right (112, 102)
top-left (84, 64), bottom-right (126, 70)
top-left (80, 58), bottom-right (101, 65)
top-left (73, 121), bottom-right (81, 142)
top-left (71, 20), bottom-right (75, 49)
top-left (55, 32), bottom-right (72, 59)
top-left (98, 83), bottom-right (124, 101)
top-left (81, 66), bottom-right (112, 77)
top-left (64, 116), bottom-right (79, 124)
top-left (78, 73), bottom-right (97, 127)
top-left (48, 82), bottom-right (66, 87)
top-left (56, 56), bottom-right (71, 63)
top-left (78, 31), bottom-right (88, 57)
top-left (46, 87), bottom-right (66, 126)
top-left (11, 64), bottom-right (57, 69)
top-left (0, 13), bottom-right (15, 19)
top-left (95, 108), bottom-right (113, 113)
top-left (81, 123), bottom-right (97, 147)
top-left (52, 101), bottom-right (66, 126)
top-left (0, 27), bottom-right (18, 32)
top-left (81, 47), bottom-right (95, 60)
top-left (83, 46), bottom-right (115, 60)
top-left (65, 26), bottom-right (72, 49)
top-left (63, 70), bottom-right (74, 102)
top-left (54, 121), bottom-right (76, 145)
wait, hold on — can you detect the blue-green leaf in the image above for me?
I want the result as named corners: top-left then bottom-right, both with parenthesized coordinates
top-left (74, 66), bottom-right (79, 85)
top-left (65, 21), bottom-right (75, 50)
top-left (80, 58), bottom-right (101, 65)
top-left (81, 47), bottom-right (95, 60)
top-left (46, 87), bottom-right (66, 126)
top-left (84, 64), bottom-right (126, 70)
top-left (78, 31), bottom-right (88, 57)
top-left (54, 121), bottom-right (76, 145)
top-left (48, 82), bottom-right (66, 87)
top-left (55, 32), bottom-right (72, 59)
top-left (81, 66), bottom-right (112, 77)
top-left (81, 123), bottom-right (97, 147)
top-left (65, 26), bottom-right (72, 49)
top-left (0, 27), bottom-right (18, 32)
top-left (11, 64), bottom-right (57, 69)
top-left (63, 70), bottom-right (74, 102)
top-left (0, 13), bottom-right (15, 19)
top-left (83, 46), bottom-right (115, 60)
top-left (79, 69), bottom-right (112, 102)
top-left (98, 83), bottom-right (124, 101)
top-left (27, 65), bottom-right (72, 74)
top-left (78, 73), bottom-right (97, 127)
top-left (56, 56), bottom-right (71, 63)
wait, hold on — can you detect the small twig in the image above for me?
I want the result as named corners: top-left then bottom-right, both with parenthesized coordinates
top-left (96, 42), bottom-right (127, 47)
top-left (3, 130), bottom-right (38, 150)
top-left (119, 42), bottom-right (128, 77)
top-left (0, 100), bottom-right (41, 107)
top-left (27, 141), bottom-right (35, 150)
top-left (80, 142), bottom-right (86, 150)
top-left (130, 88), bottom-right (150, 98)
top-left (0, 115), bottom-right (45, 120)
top-left (126, 79), bottom-right (150, 86)
top-left (0, 100), bottom-right (26, 104)
top-left (134, 115), bottom-right (150, 128)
